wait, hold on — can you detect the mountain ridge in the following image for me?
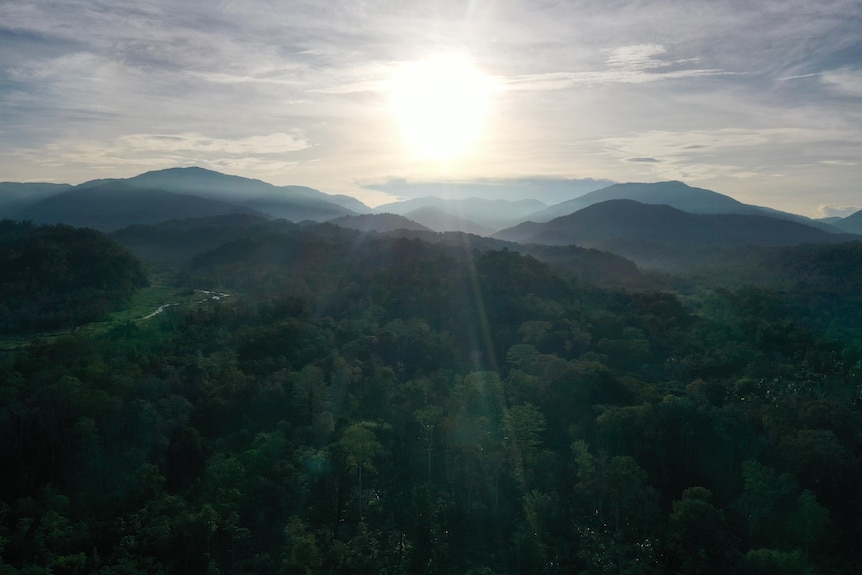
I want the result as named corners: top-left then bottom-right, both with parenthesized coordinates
top-left (494, 199), bottom-right (857, 269)
top-left (524, 180), bottom-right (840, 232)
top-left (1, 167), bottom-right (362, 229)
top-left (375, 195), bottom-right (548, 231)
top-left (13, 182), bottom-right (265, 232)
top-left (328, 213), bottom-right (432, 233)
top-left (1, 168), bottom-right (855, 243)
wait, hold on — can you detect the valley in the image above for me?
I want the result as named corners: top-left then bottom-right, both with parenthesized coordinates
top-left (2, 170), bottom-right (862, 574)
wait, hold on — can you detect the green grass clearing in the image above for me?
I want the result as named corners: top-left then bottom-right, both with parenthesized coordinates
top-left (0, 284), bottom-right (233, 352)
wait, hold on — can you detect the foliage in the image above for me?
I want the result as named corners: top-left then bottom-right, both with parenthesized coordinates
top-left (2, 221), bottom-right (862, 573)
top-left (0, 221), bottom-right (148, 334)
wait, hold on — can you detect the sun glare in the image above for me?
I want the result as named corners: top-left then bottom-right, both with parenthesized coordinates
top-left (389, 53), bottom-right (494, 162)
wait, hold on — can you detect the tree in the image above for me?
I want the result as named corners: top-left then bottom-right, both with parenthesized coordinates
top-left (504, 403), bottom-right (546, 489)
top-left (415, 406), bottom-right (440, 479)
top-left (735, 460), bottom-right (796, 548)
top-left (292, 365), bottom-right (328, 426)
top-left (339, 422), bottom-right (383, 520)
top-left (787, 490), bottom-right (828, 555)
top-left (667, 487), bottom-right (741, 575)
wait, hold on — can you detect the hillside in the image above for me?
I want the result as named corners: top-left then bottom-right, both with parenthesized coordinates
top-left (0, 182), bottom-right (73, 213)
top-left (0, 220), bottom-right (148, 334)
top-left (111, 214), bottom-right (270, 264)
top-left (5, 221), bottom-right (862, 574)
top-left (327, 213), bottom-right (432, 233)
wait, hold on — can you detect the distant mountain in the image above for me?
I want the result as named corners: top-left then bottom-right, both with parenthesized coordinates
top-left (402, 205), bottom-right (495, 236)
top-left (2, 167), bottom-right (366, 228)
top-left (328, 213), bottom-right (432, 233)
top-left (375, 196), bottom-right (547, 231)
top-left (495, 199), bottom-right (851, 251)
top-left (0, 182), bottom-right (73, 213)
top-left (116, 166), bottom-right (369, 216)
top-left (14, 182), bottom-right (263, 231)
top-left (818, 216), bottom-right (844, 225)
top-left (121, 166), bottom-right (273, 196)
top-left (830, 209), bottom-right (862, 234)
top-left (366, 177), bottom-right (613, 205)
top-left (525, 181), bottom-right (839, 232)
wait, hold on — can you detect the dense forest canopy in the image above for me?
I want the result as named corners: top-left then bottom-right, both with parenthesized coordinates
top-left (0, 221), bottom-right (148, 335)
top-left (2, 218), bottom-right (862, 574)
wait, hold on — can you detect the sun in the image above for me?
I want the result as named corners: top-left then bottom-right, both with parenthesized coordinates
top-left (389, 53), bottom-right (495, 162)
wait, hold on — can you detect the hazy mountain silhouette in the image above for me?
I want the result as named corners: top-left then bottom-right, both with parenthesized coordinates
top-left (105, 166), bottom-right (366, 218)
top-left (3, 167), bottom-right (365, 227)
top-left (118, 166), bottom-right (369, 213)
top-left (830, 209), bottom-right (862, 234)
top-left (3, 170), bottom-right (848, 248)
top-left (496, 199), bottom-right (850, 248)
top-left (14, 182), bottom-right (263, 231)
top-left (375, 196), bottom-right (547, 231)
top-left (328, 213), bottom-right (432, 233)
top-left (524, 181), bottom-right (839, 232)
top-left (0, 182), bottom-right (73, 213)
top-left (401, 205), bottom-right (495, 236)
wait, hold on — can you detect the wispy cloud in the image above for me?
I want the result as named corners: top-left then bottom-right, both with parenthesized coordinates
top-left (8, 131), bottom-right (309, 183)
top-left (505, 44), bottom-right (729, 91)
top-left (116, 132), bottom-right (311, 155)
top-left (600, 127), bottom-right (862, 178)
top-left (821, 67), bottom-right (862, 97)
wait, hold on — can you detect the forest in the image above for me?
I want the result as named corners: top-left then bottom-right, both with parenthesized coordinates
top-left (2, 218), bottom-right (862, 574)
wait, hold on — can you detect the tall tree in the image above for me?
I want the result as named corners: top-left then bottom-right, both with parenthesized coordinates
top-left (339, 422), bottom-right (383, 521)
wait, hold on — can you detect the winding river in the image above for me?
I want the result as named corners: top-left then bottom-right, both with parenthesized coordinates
top-left (140, 289), bottom-right (231, 320)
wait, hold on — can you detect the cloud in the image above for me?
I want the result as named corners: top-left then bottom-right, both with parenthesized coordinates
top-left (607, 44), bottom-right (672, 70)
top-left (778, 73), bottom-right (821, 81)
top-left (602, 127), bottom-right (862, 160)
top-left (116, 132), bottom-right (311, 155)
top-left (7, 131), bottom-right (310, 183)
top-left (816, 205), bottom-right (861, 218)
top-left (596, 127), bottom-right (862, 185)
top-left (504, 43), bottom-right (729, 91)
top-left (625, 157), bottom-right (660, 163)
top-left (821, 67), bottom-right (862, 97)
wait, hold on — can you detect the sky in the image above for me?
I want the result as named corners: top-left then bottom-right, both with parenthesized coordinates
top-left (1, 0), bottom-right (861, 216)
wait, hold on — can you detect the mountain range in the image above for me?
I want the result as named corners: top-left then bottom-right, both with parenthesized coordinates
top-left (373, 196), bottom-right (548, 233)
top-left (3, 167), bottom-right (861, 267)
top-left (494, 199), bottom-right (845, 247)
top-left (1, 167), bottom-right (362, 231)
top-left (492, 199), bottom-right (857, 269)
top-left (521, 180), bottom-right (840, 232)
